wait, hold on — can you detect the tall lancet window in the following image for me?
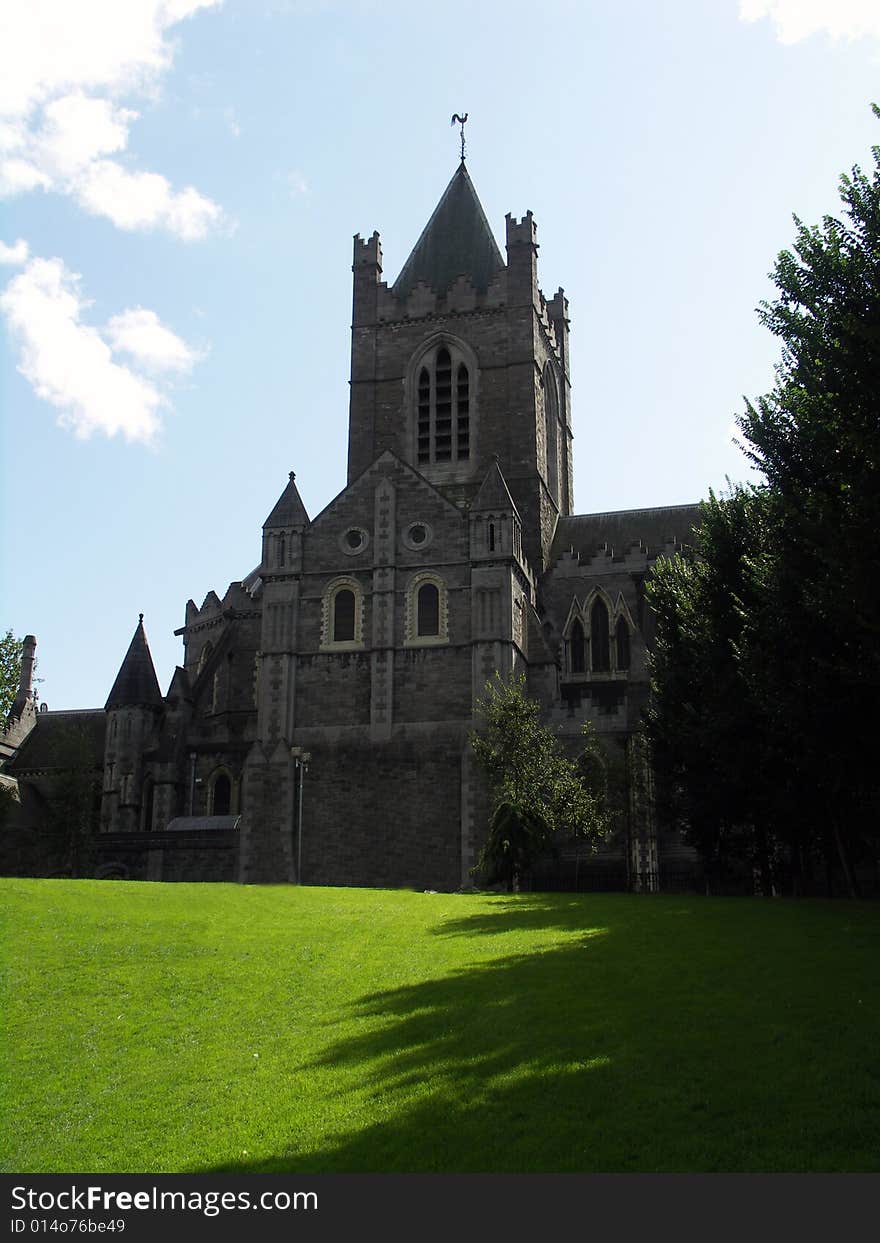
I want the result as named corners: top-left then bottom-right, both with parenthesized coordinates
top-left (590, 598), bottom-right (611, 672)
top-left (543, 365), bottom-right (560, 505)
top-left (616, 616), bottom-right (631, 671)
top-left (415, 343), bottom-right (471, 466)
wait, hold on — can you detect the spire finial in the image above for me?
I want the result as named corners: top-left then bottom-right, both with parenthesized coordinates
top-left (138, 613), bottom-right (144, 624)
top-left (451, 113), bottom-right (468, 163)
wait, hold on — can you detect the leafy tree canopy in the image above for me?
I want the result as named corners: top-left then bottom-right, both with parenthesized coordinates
top-left (0, 630), bottom-right (23, 722)
top-left (470, 673), bottom-right (612, 889)
top-left (647, 108), bottom-right (880, 895)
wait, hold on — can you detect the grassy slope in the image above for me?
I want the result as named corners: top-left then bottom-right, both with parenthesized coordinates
top-left (2, 879), bottom-right (878, 1173)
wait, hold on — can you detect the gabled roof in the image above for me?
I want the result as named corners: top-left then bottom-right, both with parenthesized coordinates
top-left (308, 449), bottom-right (464, 528)
top-left (264, 471), bottom-right (310, 530)
top-left (105, 616), bottom-right (163, 711)
top-left (472, 458), bottom-right (520, 516)
top-left (392, 163), bottom-right (505, 299)
top-left (5, 710), bottom-right (106, 775)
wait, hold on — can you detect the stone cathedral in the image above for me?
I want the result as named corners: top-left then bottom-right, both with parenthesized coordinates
top-left (3, 161), bottom-right (701, 889)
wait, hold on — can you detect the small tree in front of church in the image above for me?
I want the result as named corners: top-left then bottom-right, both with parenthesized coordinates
top-left (0, 629), bottom-right (23, 722)
top-left (470, 673), bottom-right (612, 891)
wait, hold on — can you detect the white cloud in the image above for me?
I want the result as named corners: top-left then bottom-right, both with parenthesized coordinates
top-left (0, 1), bottom-right (225, 240)
top-left (106, 307), bottom-right (202, 373)
top-left (74, 160), bottom-right (224, 239)
top-left (739, 0), bottom-right (880, 43)
top-left (0, 238), bottom-right (29, 265)
top-left (0, 1), bottom-right (222, 118)
top-left (1, 256), bottom-right (202, 443)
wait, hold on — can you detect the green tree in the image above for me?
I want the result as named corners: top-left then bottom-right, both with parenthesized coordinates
top-left (470, 673), bottom-right (612, 890)
top-left (647, 488), bottom-right (783, 892)
top-left (648, 110), bottom-right (880, 895)
top-left (0, 630), bottom-right (23, 722)
top-left (735, 111), bottom-right (880, 893)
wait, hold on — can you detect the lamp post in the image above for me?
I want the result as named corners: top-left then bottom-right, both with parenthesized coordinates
top-left (290, 747), bottom-right (311, 883)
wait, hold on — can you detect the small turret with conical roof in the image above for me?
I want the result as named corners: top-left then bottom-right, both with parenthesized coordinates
top-left (262, 471), bottom-right (309, 576)
top-left (102, 615), bottom-right (163, 833)
top-left (470, 457), bottom-right (527, 574)
top-left (105, 615), bottom-right (163, 711)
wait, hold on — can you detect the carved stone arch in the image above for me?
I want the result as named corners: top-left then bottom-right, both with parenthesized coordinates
top-left (404, 570), bottom-right (449, 647)
top-left (611, 592), bottom-right (636, 673)
top-left (404, 332), bottom-right (480, 471)
top-left (561, 596), bottom-right (587, 675)
top-left (612, 591), bottom-right (636, 631)
top-left (320, 575), bottom-right (365, 651)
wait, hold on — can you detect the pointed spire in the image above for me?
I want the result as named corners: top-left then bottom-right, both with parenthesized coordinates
top-left (392, 164), bottom-right (505, 300)
top-left (473, 456), bottom-right (520, 516)
top-left (105, 616), bottom-right (163, 711)
top-left (263, 471), bottom-right (310, 530)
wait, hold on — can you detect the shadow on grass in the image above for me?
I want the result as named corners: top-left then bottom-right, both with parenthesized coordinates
top-left (194, 894), bottom-right (880, 1174)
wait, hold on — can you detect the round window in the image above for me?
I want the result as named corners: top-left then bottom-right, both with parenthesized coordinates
top-left (403, 521), bottom-right (434, 552)
top-left (340, 527), bottom-right (369, 556)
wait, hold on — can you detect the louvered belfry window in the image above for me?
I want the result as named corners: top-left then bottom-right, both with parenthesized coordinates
top-left (416, 345), bottom-right (471, 466)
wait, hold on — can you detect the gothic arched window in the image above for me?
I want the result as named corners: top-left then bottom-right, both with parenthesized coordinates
top-left (590, 598), bottom-right (610, 672)
top-left (569, 618), bottom-right (586, 673)
top-left (543, 365), bottom-right (560, 505)
top-left (616, 615), bottom-right (631, 671)
top-left (415, 343), bottom-right (472, 466)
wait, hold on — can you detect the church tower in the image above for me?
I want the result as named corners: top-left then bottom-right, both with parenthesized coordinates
top-left (348, 162), bottom-right (573, 573)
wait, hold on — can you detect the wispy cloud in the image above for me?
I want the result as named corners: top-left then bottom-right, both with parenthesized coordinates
top-left (739, 0), bottom-right (880, 43)
top-left (286, 169), bottom-right (309, 198)
top-left (1, 256), bottom-right (201, 443)
top-left (0, 1), bottom-right (225, 240)
top-left (224, 106), bottom-right (241, 138)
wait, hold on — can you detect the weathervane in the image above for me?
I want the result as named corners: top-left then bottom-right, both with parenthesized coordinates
top-left (451, 113), bottom-right (468, 162)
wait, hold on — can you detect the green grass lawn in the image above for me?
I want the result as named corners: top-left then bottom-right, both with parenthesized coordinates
top-left (2, 879), bottom-right (878, 1173)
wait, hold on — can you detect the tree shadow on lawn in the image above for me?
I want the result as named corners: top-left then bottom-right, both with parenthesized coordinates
top-left (195, 894), bottom-right (878, 1174)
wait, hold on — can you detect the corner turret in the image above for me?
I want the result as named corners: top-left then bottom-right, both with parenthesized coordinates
top-left (102, 616), bottom-right (164, 833)
top-left (262, 471), bottom-right (310, 575)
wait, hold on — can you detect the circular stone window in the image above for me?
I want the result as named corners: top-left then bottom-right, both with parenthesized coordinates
top-left (340, 526), bottom-right (369, 556)
top-left (403, 521), bottom-right (434, 552)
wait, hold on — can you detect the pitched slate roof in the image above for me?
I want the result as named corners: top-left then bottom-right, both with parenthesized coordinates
top-left (105, 616), bottom-right (163, 710)
top-left (4, 710), bottom-right (106, 774)
top-left (392, 163), bottom-right (505, 299)
top-left (264, 471), bottom-right (310, 529)
top-left (551, 505), bottom-right (702, 563)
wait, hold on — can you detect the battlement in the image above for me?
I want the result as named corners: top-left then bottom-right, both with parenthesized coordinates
top-left (352, 231), bottom-right (383, 272)
top-left (505, 210), bottom-right (538, 250)
top-left (546, 287), bottom-right (569, 324)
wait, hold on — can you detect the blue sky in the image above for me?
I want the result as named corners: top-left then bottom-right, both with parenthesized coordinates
top-left (2, 0), bottom-right (880, 709)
